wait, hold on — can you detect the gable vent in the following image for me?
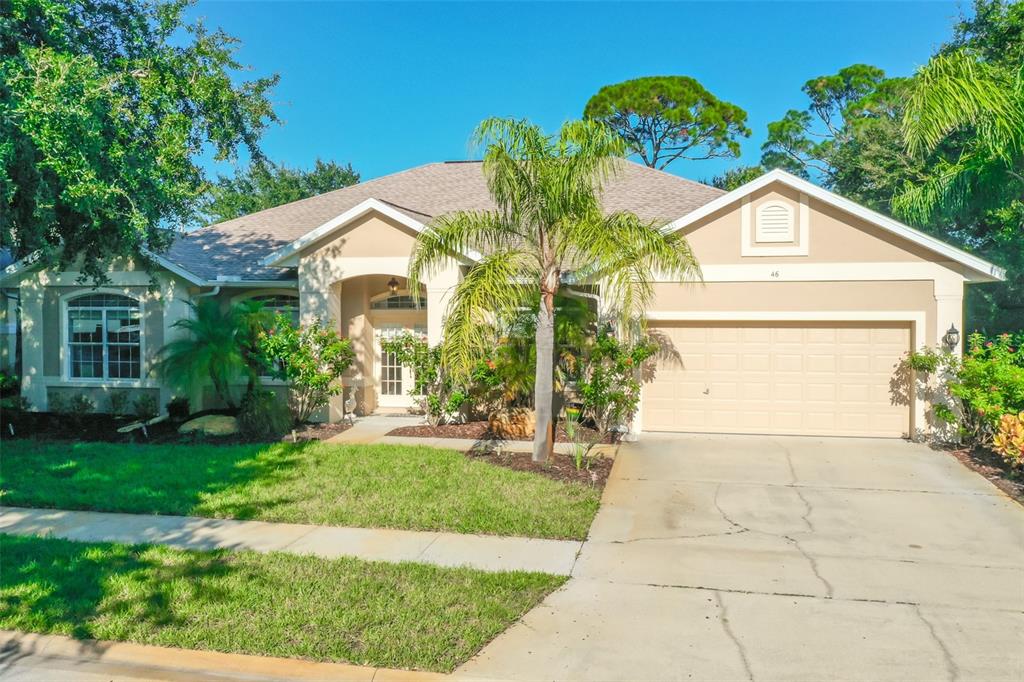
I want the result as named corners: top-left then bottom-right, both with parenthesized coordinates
top-left (756, 202), bottom-right (795, 243)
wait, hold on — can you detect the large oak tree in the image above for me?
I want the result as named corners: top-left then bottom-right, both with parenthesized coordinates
top-left (1, 0), bottom-right (278, 282)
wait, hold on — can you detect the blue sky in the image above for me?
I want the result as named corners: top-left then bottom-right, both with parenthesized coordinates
top-left (190, 1), bottom-right (966, 184)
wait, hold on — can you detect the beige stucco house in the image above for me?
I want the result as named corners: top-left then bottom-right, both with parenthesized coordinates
top-left (0, 161), bottom-right (1005, 438)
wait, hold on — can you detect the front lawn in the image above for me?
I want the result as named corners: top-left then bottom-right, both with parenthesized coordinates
top-left (0, 440), bottom-right (600, 540)
top-left (0, 534), bottom-right (563, 672)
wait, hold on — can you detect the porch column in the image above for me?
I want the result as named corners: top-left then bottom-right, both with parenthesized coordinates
top-left (425, 264), bottom-right (460, 346)
top-left (19, 273), bottom-right (46, 411)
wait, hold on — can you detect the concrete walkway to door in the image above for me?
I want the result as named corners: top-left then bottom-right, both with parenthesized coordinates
top-left (458, 434), bottom-right (1024, 681)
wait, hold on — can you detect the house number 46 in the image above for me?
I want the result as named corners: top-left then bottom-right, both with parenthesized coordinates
top-left (769, 270), bottom-right (781, 278)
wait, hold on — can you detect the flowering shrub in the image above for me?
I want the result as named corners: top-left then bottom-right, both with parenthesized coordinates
top-left (949, 333), bottom-right (1024, 442)
top-left (993, 412), bottom-right (1024, 471)
top-left (258, 316), bottom-right (355, 423)
top-left (573, 328), bottom-right (657, 437)
top-left (380, 333), bottom-right (468, 425)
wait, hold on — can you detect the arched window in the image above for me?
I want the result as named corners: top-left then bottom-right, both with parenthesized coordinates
top-left (370, 291), bottom-right (426, 310)
top-left (251, 294), bottom-right (299, 326)
top-left (67, 293), bottom-right (141, 379)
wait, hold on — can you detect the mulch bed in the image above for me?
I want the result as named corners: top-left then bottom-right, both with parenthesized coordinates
top-left (941, 444), bottom-right (1024, 505)
top-left (0, 410), bottom-right (351, 446)
top-left (388, 420), bottom-right (617, 444)
top-left (466, 447), bottom-right (614, 488)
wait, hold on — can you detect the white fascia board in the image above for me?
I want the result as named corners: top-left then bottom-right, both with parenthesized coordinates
top-left (664, 168), bottom-right (1005, 283)
top-left (140, 247), bottom-right (206, 286)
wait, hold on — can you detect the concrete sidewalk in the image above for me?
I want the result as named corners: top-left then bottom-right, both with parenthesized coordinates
top-left (0, 507), bottom-right (581, 575)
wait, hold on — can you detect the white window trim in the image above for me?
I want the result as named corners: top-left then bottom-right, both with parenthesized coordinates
top-left (369, 288), bottom-right (427, 311)
top-left (741, 194), bottom-right (809, 256)
top-left (60, 289), bottom-right (146, 386)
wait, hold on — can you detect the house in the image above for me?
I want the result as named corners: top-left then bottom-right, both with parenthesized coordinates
top-left (0, 161), bottom-right (1005, 438)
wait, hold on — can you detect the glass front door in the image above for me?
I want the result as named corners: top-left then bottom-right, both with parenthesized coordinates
top-left (374, 324), bottom-right (426, 407)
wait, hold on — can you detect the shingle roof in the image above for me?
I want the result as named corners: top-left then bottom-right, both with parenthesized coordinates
top-left (164, 159), bottom-right (724, 282)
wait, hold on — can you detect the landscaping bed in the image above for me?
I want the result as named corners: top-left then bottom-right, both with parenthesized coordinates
top-left (1, 440), bottom-right (601, 540)
top-left (942, 444), bottom-right (1023, 505)
top-left (0, 534), bottom-right (564, 673)
top-left (388, 419), bottom-right (616, 444)
top-left (0, 410), bottom-right (350, 445)
top-left (467, 448), bottom-right (614, 488)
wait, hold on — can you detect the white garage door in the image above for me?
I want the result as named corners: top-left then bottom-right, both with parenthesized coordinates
top-left (642, 322), bottom-right (911, 437)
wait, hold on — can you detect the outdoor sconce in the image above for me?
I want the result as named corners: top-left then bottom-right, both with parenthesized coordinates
top-left (942, 324), bottom-right (960, 350)
top-left (387, 277), bottom-right (400, 295)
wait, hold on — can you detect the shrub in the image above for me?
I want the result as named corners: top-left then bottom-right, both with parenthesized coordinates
top-left (238, 388), bottom-right (291, 440)
top-left (993, 412), bottom-right (1024, 471)
top-left (258, 316), bottom-right (355, 423)
top-left (574, 328), bottom-right (657, 437)
top-left (133, 394), bottom-right (159, 421)
top-left (107, 390), bottom-right (130, 417)
top-left (381, 333), bottom-right (468, 425)
top-left (563, 405), bottom-right (599, 471)
top-left (166, 396), bottom-right (191, 421)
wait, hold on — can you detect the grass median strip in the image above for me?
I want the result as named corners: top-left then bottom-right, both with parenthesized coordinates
top-left (1, 440), bottom-right (600, 540)
top-left (0, 533), bottom-right (565, 672)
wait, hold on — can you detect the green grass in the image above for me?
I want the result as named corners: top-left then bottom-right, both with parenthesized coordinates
top-left (0, 440), bottom-right (600, 540)
top-left (0, 534), bottom-right (564, 672)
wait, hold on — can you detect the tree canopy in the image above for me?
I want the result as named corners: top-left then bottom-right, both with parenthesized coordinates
top-left (583, 76), bottom-right (750, 170)
top-left (202, 159), bottom-right (360, 224)
top-left (0, 0), bottom-right (278, 282)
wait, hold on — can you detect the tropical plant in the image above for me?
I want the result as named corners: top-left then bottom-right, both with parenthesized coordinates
top-left (993, 411), bottom-right (1024, 470)
top-left (583, 76), bottom-right (750, 170)
top-left (165, 396), bottom-right (191, 422)
top-left (257, 316), bottom-right (355, 423)
top-left (106, 390), bottom-right (130, 417)
top-left (237, 388), bottom-right (291, 440)
top-left (408, 117), bottom-right (700, 461)
top-left (133, 394), bottom-right (159, 421)
top-left (894, 50), bottom-right (1024, 226)
top-left (562, 405), bottom-right (597, 472)
top-left (157, 299), bottom-right (268, 409)
top-left (573, 329), bottom-right (658, 438)
top-left (380, 332), bottom-right (468, 425)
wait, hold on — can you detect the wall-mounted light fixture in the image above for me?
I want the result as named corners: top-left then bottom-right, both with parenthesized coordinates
top-left (387, 277), bottom-right (400, 295)
top-left (942, 324), bottom-right (960, 350)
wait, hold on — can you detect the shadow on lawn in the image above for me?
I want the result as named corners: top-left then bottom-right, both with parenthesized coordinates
top-left (0, 534), bottom-right (239, 663)
top-left (0, 440), bottom-right (320, 522)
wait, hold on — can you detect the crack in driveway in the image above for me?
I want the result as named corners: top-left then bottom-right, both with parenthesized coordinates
top-left (713, 590), bottom-right (755, 681)
top-left (914, 605), bottom-right (961, 682)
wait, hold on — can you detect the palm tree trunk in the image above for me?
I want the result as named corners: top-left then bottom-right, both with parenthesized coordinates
top-left (533, 289), bottom-right (556, 462)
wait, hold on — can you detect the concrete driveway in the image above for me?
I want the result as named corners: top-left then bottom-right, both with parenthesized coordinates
top-left (460, 434), bottom-right (1024, 681)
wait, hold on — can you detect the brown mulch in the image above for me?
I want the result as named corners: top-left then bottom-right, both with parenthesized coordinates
top-left (466, 447), bottom-right (615, 488)
top-left (282, 421), bottom-right (352, 443)
top-left (941, 444), bottom-right (1023, 505)
top-left (387, 420), bottom-right (617, 444)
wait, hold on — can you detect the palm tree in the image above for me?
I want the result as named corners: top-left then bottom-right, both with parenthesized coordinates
top-left (894, 50), bottom-right (1024, 223)
top-left (409, 118), bottom-right (700, 461)
top-left (157, 298), bottom-right (272, 408)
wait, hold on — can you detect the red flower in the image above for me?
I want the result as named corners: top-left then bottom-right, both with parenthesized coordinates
top-left (485, 359), bottom-right (496, 370)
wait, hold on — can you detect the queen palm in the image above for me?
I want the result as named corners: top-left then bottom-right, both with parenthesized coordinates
top-left (409, 118), bottom-right (700, 461)
top-left (895, 50), bottom-right (1024, 224)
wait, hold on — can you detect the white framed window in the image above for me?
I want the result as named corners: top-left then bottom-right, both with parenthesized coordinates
top-left (755, 201), bottom-right (795, 243)
top-left (370, 290), bottom-right (426, 310)
top-left (251, 294), bottom-right (299, 326)
top-left (66, 293), bottom-right (141, 380)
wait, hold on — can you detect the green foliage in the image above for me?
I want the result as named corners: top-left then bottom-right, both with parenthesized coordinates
top-left (907, 348), bottom-right (946, 373)
top-left (0, 0), bottom-right (278, 282)
top-left (709, 165), bottom-right (765, 191)
top-left (237, 388), bottom-right (291, 439)
top-left (948, 333), bottom-right (1024, 440)
top-left (562, 406), bottom-right (597, 472)
top-left (381, 333), bottom-right (469, 425)
top-left (408, 117), bottom-right (701, 460)
top-left (583, 76), bottom-right (750, 170)
top-left (133, 394), bottom-right (159, 421)
top-left (157, 298), bottom-right (271, 409)
top-left (573, 329), bottom-right (658, 437)
top-left (165, 396), bottom-right (191, 421)
top-left (993, 411), bottom-right (1024, 470)
top-left (257, 316), bottom-right (355, 423)
top-left (106, 390), bottom-right (130, 417)
top-left (203, 159), bottom-right (359, 224)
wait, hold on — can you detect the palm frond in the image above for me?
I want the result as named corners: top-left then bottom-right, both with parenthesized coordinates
top-left (408, 210), bottom-right (523, 294)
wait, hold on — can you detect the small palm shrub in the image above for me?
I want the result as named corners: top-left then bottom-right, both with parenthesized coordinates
top-left (238, 389), bottom-right (291, 440)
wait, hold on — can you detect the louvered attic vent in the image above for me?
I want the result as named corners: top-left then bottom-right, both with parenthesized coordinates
top-left (755, 202), bottom-right (795, 243)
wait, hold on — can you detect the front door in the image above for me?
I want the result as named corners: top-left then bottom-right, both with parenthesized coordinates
top-left (374, 324), bottom-right (425, 408)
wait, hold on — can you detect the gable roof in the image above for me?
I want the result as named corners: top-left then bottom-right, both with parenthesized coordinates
top-left (162, 160), bottom-right (724, 281)
top-left (664, 168), bottom-right (1005, 282)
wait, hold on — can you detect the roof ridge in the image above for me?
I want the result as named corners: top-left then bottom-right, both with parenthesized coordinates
top-left (618, 158), bottom-right (725, 194)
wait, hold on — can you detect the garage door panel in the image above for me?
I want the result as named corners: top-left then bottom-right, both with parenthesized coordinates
top-left (643, 322), bottom-right (910, 437)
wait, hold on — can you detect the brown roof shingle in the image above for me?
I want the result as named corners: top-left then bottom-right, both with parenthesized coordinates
top-left (164, 159), bottom-right (724, 281)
